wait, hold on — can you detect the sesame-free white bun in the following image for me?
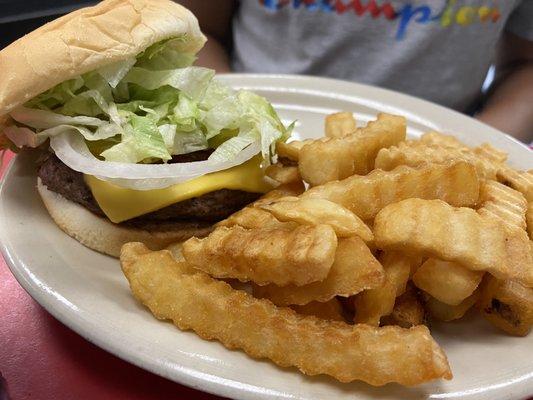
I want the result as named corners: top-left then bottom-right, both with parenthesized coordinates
top-left (37, 178), bottom-right (212, 258)
top-left (0, 0), bottom-right (206, 116)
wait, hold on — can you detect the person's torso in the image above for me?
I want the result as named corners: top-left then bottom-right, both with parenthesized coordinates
top-left (232, 0), bottom-right (522, 111)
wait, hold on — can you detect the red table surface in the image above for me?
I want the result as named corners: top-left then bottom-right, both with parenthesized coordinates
top-left (0, 151), bottom-right (223, 400)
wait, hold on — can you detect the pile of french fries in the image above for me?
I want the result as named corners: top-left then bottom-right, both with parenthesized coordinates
top-left (120, 111), bottom-right (533, 387)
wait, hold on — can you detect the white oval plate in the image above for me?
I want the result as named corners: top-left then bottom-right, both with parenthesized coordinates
top-left (1, 75), bottom-right (532, 400)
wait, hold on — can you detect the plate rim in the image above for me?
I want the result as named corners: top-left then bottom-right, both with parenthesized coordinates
top-left (1, 73), bottom-right (532, 400)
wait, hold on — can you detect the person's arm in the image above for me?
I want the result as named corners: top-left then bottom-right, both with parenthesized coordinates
top-left (476, 33), bottom-right (533, 143)
top-left (177, 1), bottom-right (236, 72)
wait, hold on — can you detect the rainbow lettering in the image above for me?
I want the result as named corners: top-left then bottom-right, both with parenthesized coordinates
top-left (259, 0), bottom-right (501, 40)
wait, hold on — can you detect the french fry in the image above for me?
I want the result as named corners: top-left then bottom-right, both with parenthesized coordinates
top-left (122, 242), bottom-right (197, 275)
top-left (325, 111), bottom-right (356, 138)
top-left (121, 247), bottom-right (452, 385)
top-left (526, 201), bottom-right (533, 240)
top-left (258, 197), bottom-right (374, 241)
top-left (217, 184), bottom-right (304, 230)
top-left (265, 163), bottom-right (302, 185)
top-left (254, 236), bottom-right (384, 305)
top-left (419, 131), bottom-right (468, 150)
top-left (299, 113), bottom-right (406, 185)
top-left (425, 290), bottom-right (480, 322)
top-left (477, 180), bottom-right (528, 233)
top-left (182, 224), bottom-right (338, 286)
top-left (412, 258), bottom-right (483, 305)
top-left (291, 299), bottom-right (346, 322)
top-left (374, 198), bottom-right (533, 287)
top-left (353, 251), bottom-right (414, 326)
top-left (217, 206), bottom-right (290, 230)
top-left (302, 161), bottom-right (480, 221)
top-left (473, 143), bottom-right (508, 163)
top-left (381, 285), bottom-right (426, 328)
top-left (479, 276), bottom-right (533, 336)
top-left (497, 167), bottom-right (533, 202)
top-left (276, 139), bottom-right (316, 162)
top-left (374, 141), bottom-right (499, 180)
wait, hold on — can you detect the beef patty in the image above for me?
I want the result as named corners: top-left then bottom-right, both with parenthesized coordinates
top-left (37, 151), bottom-right (261, 230)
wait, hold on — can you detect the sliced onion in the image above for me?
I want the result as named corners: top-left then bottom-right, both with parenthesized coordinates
top-left (49, 133), bottom-right (260, 190)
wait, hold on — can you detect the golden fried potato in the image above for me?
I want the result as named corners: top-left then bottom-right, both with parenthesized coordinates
top-left (265, 163), bottom-right (302, 185)
top-left (374, 141), bottom-right (499, 180)
top-left (165, 242), bottom-right (185, 261)
top-left (477, 180), bottom-right (528, 233)
top-left (217, 206), bottom-right (290, 230)
top-left (353, 251), bottom-right (414, 326)
top-left (121, 242), bottom-right (197, 275)
top-left (299, 113), bottom-right (406, 185)
top-left (374, 199), bottom-right (533, 287)
top-left (254, 236), bottom-right (384, 305)
top-left (325, 111), bottom-right (356, 138)
top-left (382, 285), bottom-right (426, 328)
top-left (419, 131), bottom-right (468, 150)
top-left (479, 276), bottom-right (533, 336)
top-left (497, 167), bottom-right (533, 202)
top-left (526, 201), bottom-right (533, 240)
top-left (259, 181), bottom-right (306, 202)
top-left (473, 143), bottom-right (508, 163)
top-left (425, 290), bottom-right (480, 322)
top-left (259, 197), bottom-right (374, 241)
top-left (302, 161), bottom-right (479, 221)
top-left (182, 224), bottom-right (338, 286)
top-left (217, 184), bottom-right (304, 230)
top-left (276, 139), bottom-right (316, 162)
top-left (412, 258), bottom-right (484, 305)
top-left (291, 299), bottom-right (346, 321)
top-left (121, 247), bottom-right (452, 385)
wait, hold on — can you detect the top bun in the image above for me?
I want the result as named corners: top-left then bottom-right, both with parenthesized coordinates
top-left (0, 0), bottom-right (206, 116)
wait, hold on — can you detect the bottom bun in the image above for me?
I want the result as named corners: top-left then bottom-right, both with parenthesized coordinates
top-left (37, 178), bottom-right (213, 258)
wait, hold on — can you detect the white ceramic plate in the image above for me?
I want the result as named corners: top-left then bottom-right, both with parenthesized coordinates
top-left (1, 75), bottom-right (532, 400)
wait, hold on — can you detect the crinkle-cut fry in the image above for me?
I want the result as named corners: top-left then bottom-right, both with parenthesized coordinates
top-left (291, 299), bottom-right (346, 322)
top-left (374, 199), bottom-right (533, 287)
top-left (526, 201), bottom-right (533, 240)
top-left (302, 161), bottom-right (479, 221)
top-left (299, 113), bottom-right (406, 185)
top-left (254, 236), bottom-right (384, 305)
top-left (473, 143), bottom-right (508, 163)
top-left (497, 167), bottom-right (533, 202)
top-left (425, 290), bottom-right (481, 322)
top-left (353, 251), bottom-right (413, 326)
top-left (479, 276), bottom-right (533, 336)
top-left (381, 285), bottom-right (426, 328)
top-left (217, 184), bottom-right (304, 230)
top-left (121, 251), bottom-right (452, 385)
top-left (325, 111), bottom-right (356, 138)
top-left (217, 206), bottom-right (293, 230)
top-left (412, 258), bottom-right (483, 305)
top-left (420, 131), bottom-right (469, 149)
top-left (165, 242), bottom-right (185, 261)
top-left (258, 197), bottom-right (374, 241)
top-left (182, 224), bottom-right (338, 286)
top-left (265, 163), bottom-right (302, 185)
top-left (477, 180), bottom-right (528, 233)
top-left (121, 242), bottom-right (197, 275)
top-left (276, 139), bottom-right (316, 162)
top-left (374, 141), bottom-right (499, 180)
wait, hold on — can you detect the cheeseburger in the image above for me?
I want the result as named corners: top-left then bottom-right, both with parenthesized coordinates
top-left (0, 0), bottom-right (290, 257)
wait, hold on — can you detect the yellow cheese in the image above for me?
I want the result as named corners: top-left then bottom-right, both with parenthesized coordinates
top-left (85, 156), bottom-right (272, 223)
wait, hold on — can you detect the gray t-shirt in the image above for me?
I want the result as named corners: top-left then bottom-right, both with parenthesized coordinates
top-left (232, 0), bottom-right (533, 111)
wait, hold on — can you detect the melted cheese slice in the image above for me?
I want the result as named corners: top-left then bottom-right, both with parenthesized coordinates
top-left (85, 156), bottom-right (272, 223)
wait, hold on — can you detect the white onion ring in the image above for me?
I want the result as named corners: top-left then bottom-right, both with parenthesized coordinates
top-left (49, 133), bottom-right (261, 190)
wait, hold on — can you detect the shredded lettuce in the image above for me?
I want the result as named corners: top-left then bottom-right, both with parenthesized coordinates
top-left (2, 37), bottom-right (290, 165)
